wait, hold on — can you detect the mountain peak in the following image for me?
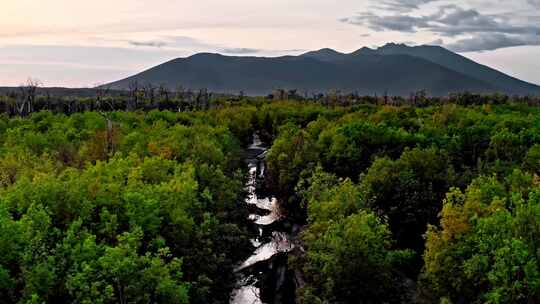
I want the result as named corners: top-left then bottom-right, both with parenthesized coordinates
top-left (301, 48), bottom-right (345, 62)
top-left (379, 43), bottom-right (411, 50)
top-left (350, 47), bottom-right (375, 56)
top-left (309, 48), bottom-right (343, 55)
top-left (188, 52), bottom-right (224, 59)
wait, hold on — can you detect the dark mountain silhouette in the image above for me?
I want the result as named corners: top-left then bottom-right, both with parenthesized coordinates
top-left (302, 48), bottom-right (347, 62)
top-left (371, 43), bottom-right (540, 95)
top-left (105, 44), bottom-right (540, 96)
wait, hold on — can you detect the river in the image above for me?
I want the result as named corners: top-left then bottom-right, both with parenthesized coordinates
top-left (230, 134), bottom-right (294, 304)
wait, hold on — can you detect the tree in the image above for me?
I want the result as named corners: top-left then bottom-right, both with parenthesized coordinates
top-left (423, 173), bottom-right (540, 303)
top-left (302, 212), bottom-right (406, 302)
top-left (127, 81), bottom-right (140, 111)
top-left (524, 144), bottom-right (540, 174)
top-left (360, 147), bottom-right (454, 252)
top-left (299, 173), bottom-right (414, 303)
top-left (17, 78), bottom-right (41, 116)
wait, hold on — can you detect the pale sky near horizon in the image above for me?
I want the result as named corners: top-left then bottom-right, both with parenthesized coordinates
top-left (1, 0), bottom-right (539, 87)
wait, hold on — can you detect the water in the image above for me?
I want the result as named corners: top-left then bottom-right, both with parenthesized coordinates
top-left (230, 134), bottom-right (294, 304)
top-left (231, 276), bottom-right (262, 304)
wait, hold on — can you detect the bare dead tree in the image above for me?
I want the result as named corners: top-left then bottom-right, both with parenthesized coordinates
top-left (44, 89), bottom-right (52, 111)
top-left (150, 84), bottom-right (156, 104)
top-left (17, 78), bottom-right (41, 116)
top-left (95, 83), bottom-right (111, 111)
top-left (96, 111), bottom-right (115, 160)
top-left (288, 89), bottom-right (298, 100)
top-left (185, 89), bottom-right (194, 111)
top-left (128, 81), bottom-right (139, 111)
top-left (196, 88), bottom-right (209, 110)
top-left (175, 85), bottom-right (185, 99)
top-left (143, 83), bottom-right (156, 106)
top-left (158, 85), bottom-right (170, 104)
top-left (175, 85), bottom-right (186, 111)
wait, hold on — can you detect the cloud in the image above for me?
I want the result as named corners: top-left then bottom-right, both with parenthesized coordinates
top-left (129, 40), bottom-right (167, 48)
top-left (341, 4), bottom-right (540, 52)
top-left (126, 35), bottom-right (303, 56)
top-left (445, 33), bottom-right (540, 52)
top-left (427, 6), bottom-right (540, 37)
top-left (374, 0), bottom-right (439, 12)
top-left (127, 36), bottom-right (220, 49)
top-left (220, 48), bottom-right (261, 54)
top-left (342, 13), bottom-right (426, 32)
top-left (529, 0), bottom-right (540, 8)
top-left (430, 38), bottom-right (444, 46)
top-left (342, 5), bottom-right (534, 36)
top-left (128, 36), bottom-right (262, 54)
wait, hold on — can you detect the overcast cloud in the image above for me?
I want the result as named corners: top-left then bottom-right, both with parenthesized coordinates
top-left (342, 1), bottom-right (540, 53)
top-left (529, 0), bottom-right (540, 7)
top-left (446, 33), bottom-right (540, 52)
top-left (373, 0), bottom-right (440, 12)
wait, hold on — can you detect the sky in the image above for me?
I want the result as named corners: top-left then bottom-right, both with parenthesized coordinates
top-left (1, 0), bottom-right (539, 87)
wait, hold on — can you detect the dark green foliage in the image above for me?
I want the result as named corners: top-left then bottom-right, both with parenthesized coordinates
top-left (297, 170), bottom-right (415, 303)
top-left (2, 99), bottom-right (540, 304)
top-left (423, 172), bottom-right (540, 303)
top-left (360, 147), bottom-right (454, 252)
top-left (0, 109), bottom-right (256, 303)
top-left (260, 101), bottom-right (540, 303)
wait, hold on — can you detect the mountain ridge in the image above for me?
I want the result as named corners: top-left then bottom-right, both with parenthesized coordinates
top-left (105, 43), bottom-right (540, 96)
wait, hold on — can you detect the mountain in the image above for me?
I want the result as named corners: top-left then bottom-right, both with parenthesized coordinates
top-left (302, 48), bottom-right (347, 62)
top-left (105, 44), bottom-right (540, 96)
top-left (371, 43), bottom-right (540, 95)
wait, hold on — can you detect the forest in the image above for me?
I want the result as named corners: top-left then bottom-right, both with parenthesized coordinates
top-left (0, 91), bottom-right (540, 304)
